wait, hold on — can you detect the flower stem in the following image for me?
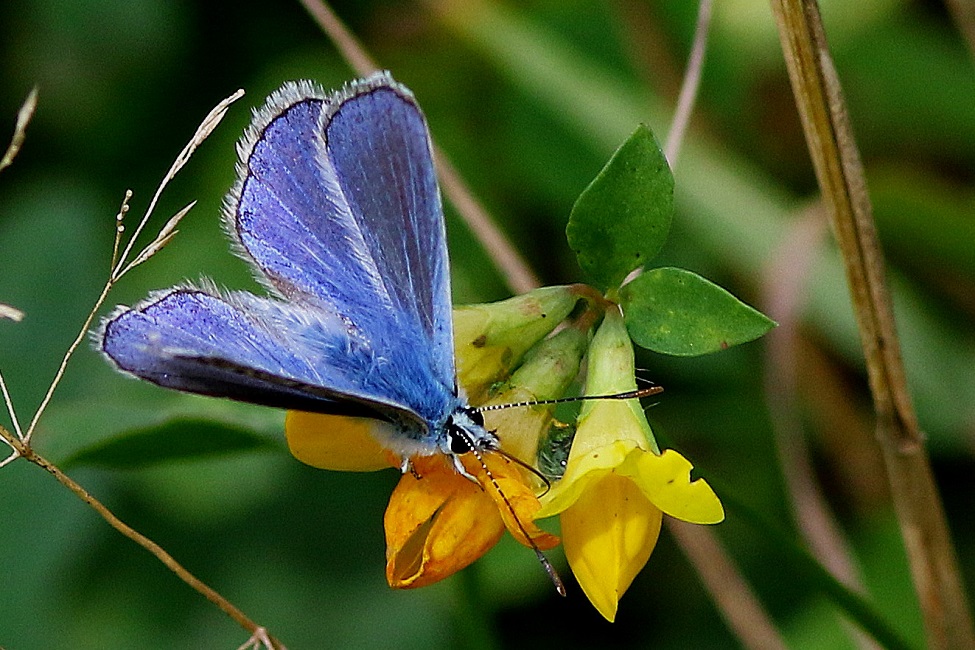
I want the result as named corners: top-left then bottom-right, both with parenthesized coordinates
top-left (296, 0), bottom-right (539, 294)
top-left (769, 1), bottom-right (975, 647)
top-left (667, 521), bottom-right (786, 650)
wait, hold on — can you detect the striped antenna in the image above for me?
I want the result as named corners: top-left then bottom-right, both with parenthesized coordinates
top-left (473, 385), bottom-right (663, 413)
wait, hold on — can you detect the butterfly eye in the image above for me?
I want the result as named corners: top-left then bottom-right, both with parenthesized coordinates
top-left (446, 424), bottom-right (473, 454)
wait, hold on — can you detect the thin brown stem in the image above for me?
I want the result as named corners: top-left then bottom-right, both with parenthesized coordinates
top-left (0, 427), bottom-right (286, 649)
top-left (296, 0), bottom-right (378, 74)
top-left (667, 520), bottom-right (787, 650)
top-left (298, 0), bottom-right (539, 294)
top-left (664, 0), bottom-right (712, 166)
top-left (23, 279), bottom-right (115, 442)
top-left (763, 207), bottom-right (880, 649)
top-left (769, 1), bottom-right (975, 647)
top-left (431, 151), bottom-right (540, 293)
top-left (943, 0), bottom-right (975, 62)
top-left (0, 85), bottom-right (278, 646)
top-left (0, 87), bottom-right (37, 174)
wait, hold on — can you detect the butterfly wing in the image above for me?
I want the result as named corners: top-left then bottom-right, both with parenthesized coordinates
top-left (99, 74), bottom-right (459, 444)
top-left (226, 73), bottom-right (455, 398)
top-left (99, 286), bottom-right (428, 429)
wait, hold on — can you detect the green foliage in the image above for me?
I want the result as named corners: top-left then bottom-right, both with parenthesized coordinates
top-left (567, 124), bottom-right (771, 357)
top-left (566, 125), bottom-right (673, 291)
top-left (620, 267), bottom-right (776, 356)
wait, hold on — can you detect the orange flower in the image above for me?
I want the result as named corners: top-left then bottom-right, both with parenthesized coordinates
top-left (384, 451), bottom-right (558, 589)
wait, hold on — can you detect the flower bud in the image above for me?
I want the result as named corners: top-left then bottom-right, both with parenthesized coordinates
top-left (453, 285), bottom-right (578, 403)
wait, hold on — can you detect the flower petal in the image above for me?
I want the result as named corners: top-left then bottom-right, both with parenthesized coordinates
top-left (285, 411), bottom-right (395, 471)
top-left (560, 473), bottom-right (663, 622)
top-left (461, 452), bottom-right (560, 550)
top-left (536, 440), bottom-right (638, 517)
top-left (622, 449), bottom-right (724, 524)
top-left (384, 455), bottom-right (503, 589)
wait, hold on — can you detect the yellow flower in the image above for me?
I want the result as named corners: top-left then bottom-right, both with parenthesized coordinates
top-left (285, 298), bottom-right (588, 590)
top-left (537, 307), bottom-right (724, 621)
top-left (384, 450), bottom-right (559, 589)
top-left (285, 411), bottom-right (394, 471)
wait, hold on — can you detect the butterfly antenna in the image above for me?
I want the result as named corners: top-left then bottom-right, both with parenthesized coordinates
top-left (493, 447), bottom-right (552, 496)
top-left (465, 442), bottom-right (566, 597)
top-left (474, 385), bottom-right (663, 413)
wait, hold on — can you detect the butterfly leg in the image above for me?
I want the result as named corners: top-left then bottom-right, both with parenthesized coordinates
top-left (400, 456), bottom-right (424, 480)
top-left (451, 454), bottom-right (483, 488)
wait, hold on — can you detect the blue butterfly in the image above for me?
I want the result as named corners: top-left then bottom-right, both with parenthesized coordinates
top-left (98, 72), bottom-right (497, 468)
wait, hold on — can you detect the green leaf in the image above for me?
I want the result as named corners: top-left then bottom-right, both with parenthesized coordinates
top-left (566, 125), bottom-right (673, 291)
top-left (620, 267), bottom-right (775, 356)
top-left (61, 417), bottom-right (279, 470)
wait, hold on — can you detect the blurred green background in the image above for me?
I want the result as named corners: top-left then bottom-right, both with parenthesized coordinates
top-left (1, 0), bottom-right (973, 647)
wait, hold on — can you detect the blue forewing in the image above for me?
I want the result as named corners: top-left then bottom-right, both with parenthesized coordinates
top-left (98, 73), bottom-right (465, 455)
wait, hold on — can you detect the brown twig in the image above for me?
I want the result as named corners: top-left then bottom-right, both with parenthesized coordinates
top-left (769, 1), bottom-right (975, 647)
top-left (667, 520), bottom-right (787, 650)
top-left (0, 86), bottom-right (281, 646)
top-left (0, 87), bottom-right (37, 174)
top-left (663, 0), bottom-right (712, 166)
top-left (0, 428), bottom-right (285, 649)
top-left (943, 0), bottom-right (975, 62)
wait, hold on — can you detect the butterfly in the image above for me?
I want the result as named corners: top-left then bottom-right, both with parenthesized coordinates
top-left (98, 72), bottom-right (499, 472)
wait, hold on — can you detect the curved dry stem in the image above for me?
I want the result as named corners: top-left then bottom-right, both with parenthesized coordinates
top-left (944, 0), bottom-right (975, 62)
top-left (296, 0), bottom-right (378, 73)
top-left (0, 427), bottom-right (285, 649)
top-left (770, 1), bottom-right (975, 647)
top-left (236, 626), bottom-right (280, 650)
top-left (0, 87), bottom-right (37, 174)
top-left (0, 369), bottom-right (24, 441)
top-left (664, 0), bottom-right (712, 166)
top-left (762, 207), bottom-right (880, 649)
top-left (0, 450), bottom-right (20, 469)
top-left (23, 280), bottom-right (114, 443)
top-left (0, 303), bottom-right (24, 322)
top-left (23, 90), bottom-right (243, 444)
top-left (667, 520), bottom-right (787, 650)
top-left (0, 85), bottom-right (280, 645)
top-left (114, 89), bottom-right (243, 280)
top-left (299, 0), bottom-right (539, 293)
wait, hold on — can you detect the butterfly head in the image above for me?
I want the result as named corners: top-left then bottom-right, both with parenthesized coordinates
top-left (441, 407), bottom-right (498, 456)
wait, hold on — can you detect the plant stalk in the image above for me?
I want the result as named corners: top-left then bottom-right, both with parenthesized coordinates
top-left (0, 428), bottom-right (286, 649)
top-left (768, 1), bottom-right (975, 647)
